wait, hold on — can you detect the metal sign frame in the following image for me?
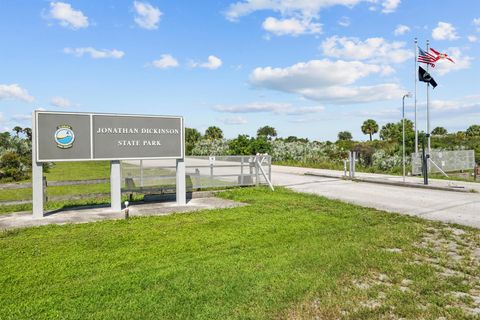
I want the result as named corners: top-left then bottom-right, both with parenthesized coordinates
top-left (34, 110), bottom-right (184, 162)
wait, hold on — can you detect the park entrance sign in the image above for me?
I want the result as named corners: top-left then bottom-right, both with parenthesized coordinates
top-left (35, 111), bottom-right (183, 161)
top-left (32, 111), bottom-right (185, 218)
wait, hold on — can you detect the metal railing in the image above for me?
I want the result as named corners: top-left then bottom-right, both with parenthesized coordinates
top-left (121, 155), bottom-right (273, 193)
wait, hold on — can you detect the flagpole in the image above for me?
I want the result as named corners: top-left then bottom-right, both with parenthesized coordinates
top-left (426, 39), bottom-right (431, 155)
top-left (414, 37), bottom-right (418, 154)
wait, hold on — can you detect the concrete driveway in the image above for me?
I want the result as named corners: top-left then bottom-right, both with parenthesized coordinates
top-left (272, 165), bottom-right (480, 229)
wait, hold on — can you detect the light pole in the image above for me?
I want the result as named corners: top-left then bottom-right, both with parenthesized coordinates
top-left (402, 93), bottom-right (412, 183)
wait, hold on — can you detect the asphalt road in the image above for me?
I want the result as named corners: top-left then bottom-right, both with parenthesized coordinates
top-left (125, 159), bottom-right (480, 228)
top-left (272, 165), bottom-right (480, 229)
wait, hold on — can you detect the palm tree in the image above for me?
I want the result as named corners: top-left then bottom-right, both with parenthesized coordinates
top-left (204, 126), bottom-right (224, 140)
top-left (466, 125), bottom-right (480, 137)
top-left (432, 127), bottom-right (447, 136)
top-left (361, 119), bottom-right (379, 141)
top-left (22, 128), bottom-right (32, 141)
top-left (13, 126), bottom-right (23, 137)
top-left (256, 126), bottom-right (277, 140)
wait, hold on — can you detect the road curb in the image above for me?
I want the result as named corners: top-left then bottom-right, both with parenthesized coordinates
top-left (304, 172), bottom-right (476, 193)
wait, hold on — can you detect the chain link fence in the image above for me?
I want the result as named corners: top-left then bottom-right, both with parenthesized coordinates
top-left (411, 150), bottom-right (475, 175)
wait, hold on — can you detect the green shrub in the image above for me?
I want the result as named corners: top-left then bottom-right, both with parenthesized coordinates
top-left (0, 152), bottom-right (28, 181)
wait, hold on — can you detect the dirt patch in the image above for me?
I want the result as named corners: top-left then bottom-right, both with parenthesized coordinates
top-left (413, 225), bottom-right (480, 317)
top-left (284, 224), bottom-right (480, 319)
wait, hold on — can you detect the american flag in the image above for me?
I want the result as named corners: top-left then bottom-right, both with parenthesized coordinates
top-left (417, 46), bottom-right (436, 68)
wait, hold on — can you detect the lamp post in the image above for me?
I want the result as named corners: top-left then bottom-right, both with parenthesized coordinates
top-left (402, 93), bottom-right (412, 183)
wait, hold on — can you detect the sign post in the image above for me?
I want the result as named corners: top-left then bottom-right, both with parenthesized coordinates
top-left (110, 160), bottom-right (122, 212)
top-left (176, 159), bottom-right (186, 205)
top-left (32, 111), bottom-right (184, 217)
top-left (31, 115), bottom-right (44, 218)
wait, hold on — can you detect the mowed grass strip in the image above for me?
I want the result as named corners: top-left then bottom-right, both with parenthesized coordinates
top-left (44, 161), bottom-right (111, 181)
top-left (0, 187), bottom-right (477, 319)
top-left (0, 183), bottom-right (111, 202)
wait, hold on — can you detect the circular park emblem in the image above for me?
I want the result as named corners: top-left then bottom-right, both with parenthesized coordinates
top-left (54, 125), bottom-right (75, 149)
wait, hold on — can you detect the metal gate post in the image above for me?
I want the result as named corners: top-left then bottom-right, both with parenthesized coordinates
top-left (268, 155), bottom-right (272, 183)
top-left (352, 151), bottom-right (356, 178)
top-left (348, 151), bottom-right (353, 179)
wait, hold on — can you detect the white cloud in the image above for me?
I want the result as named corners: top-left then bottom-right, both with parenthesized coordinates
top-left (288, 117), bottom-right (320, 123)
top-left (468, 35), bottom-right (478, 43)
top-left (474, 18), bottom-right (480, 31)
top-left (286, 106), bottom-right (325, 115)
top-left (48, 2), bottom-right (89, 29)
top-left (133, 1), bottom-right (162, 30)
top-left (428, 95), bottom-right (480, 115)
top-left (64, 47), bottom-right (125, 59)
top-left (50, 96), bottom-right (72, 108)
top-left (151, 54), bottom-right (179, 69)
top-left (225, 0), bottom-right (362, 21)
top-left (225, 0), bottom-right (399, 36)
top-left (349, 107), bottom-right (400, 120)
top-left (213, 102), bottom-right (291, 113)
top-left (0, 113), bottom-right (9, 132)
top-left (432, 22), bottom-right (459, 41)
top-left (11, 114), bottom-right (32, 121)
top-left (262, 17), bottom-right (321, 36)
top-left (348, 95), bottom-right (480, 121)
top-left (381, 0), bottom-right (400, 13)
top-left (434, 47), bottom-right (473, 76)
top-left (0, 84), bottom-right (34, 103)
top-left (296, 84), bottom-right (405, 103)
top-left (320, 36), bottom-right (412, 64)
top-left (250, 59), bottom-right (404, 104)
top-left (217, 116), bottom-right (248, 125)
top-left (212, 102), bottom-right (324, 115)
top-left (338, 16), bottom-right (351, 27)
top-left (191, 55), bottom-right (223, 70)
top-left (394, 24), bottom-right (410, 36)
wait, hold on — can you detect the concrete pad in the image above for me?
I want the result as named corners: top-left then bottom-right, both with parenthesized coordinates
top-left (0, 197), bottom-right (246, 230)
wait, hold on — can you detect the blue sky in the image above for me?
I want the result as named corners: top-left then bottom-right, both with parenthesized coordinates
top-left (1, 0), bottom-right (479, 140)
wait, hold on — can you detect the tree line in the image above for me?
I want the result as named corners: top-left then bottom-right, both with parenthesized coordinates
top-left (0, 121), bottom-right (479, 182)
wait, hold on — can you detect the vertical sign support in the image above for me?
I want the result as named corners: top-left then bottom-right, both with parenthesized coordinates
top-left (176, 159), bottom-right (186, 205)
top-left (32, 112), bottom-right (44, 218)
top-left (110, 160), bottom-right (122, 212)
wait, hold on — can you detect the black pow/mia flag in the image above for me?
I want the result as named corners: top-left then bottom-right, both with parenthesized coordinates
top-left (418, 66), bottom-right (438, 89)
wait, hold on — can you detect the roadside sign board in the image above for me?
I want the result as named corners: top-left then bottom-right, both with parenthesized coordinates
top-left (34, 111), bottom-right (184, 162)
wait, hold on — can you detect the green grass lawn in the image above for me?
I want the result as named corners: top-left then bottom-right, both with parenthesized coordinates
top-left (44, 161), bottom-right (111, 181)
top-left (1, 187), bottom-right (479, 319)
top-left (0, 183), bottom-right (111, 202)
